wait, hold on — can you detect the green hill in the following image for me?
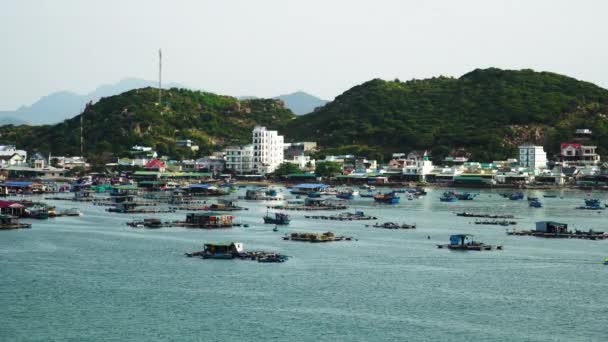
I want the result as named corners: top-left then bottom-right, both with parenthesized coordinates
top-left (0, 87), bottom-right (295, 162)
top-left (283, 68), bottom-right (608, 161)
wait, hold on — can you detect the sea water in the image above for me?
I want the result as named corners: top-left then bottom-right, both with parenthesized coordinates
top-left (1, 187), bottom-right (607, 341)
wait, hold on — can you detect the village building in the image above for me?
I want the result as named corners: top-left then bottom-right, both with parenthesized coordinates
top-left (225, 145), bottom-right (254, 174)
top-left (0, 153), bottom-right (26, 168)
top-left (388, 151), bottom-right (434, 181)
top-left (0, 145), bottom-right (27, 161)
top-left (284, 142), bottom-right (317, 160)
top-left (252, 126), bottom-right (284, 174)
top-left (560, 143), bottom-right (600, 165)
top-left (176, 139), bottom-right (199, 152)
top-left (518, 144), bottom-right (547, 173)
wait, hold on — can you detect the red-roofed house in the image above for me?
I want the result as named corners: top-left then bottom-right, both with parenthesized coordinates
top-left (144, 159), bottom-right (166, 172)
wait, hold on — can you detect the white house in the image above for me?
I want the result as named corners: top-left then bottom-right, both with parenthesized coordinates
top-left (519, 144), bottom-right (547, 172)
top-left (252, 126), bottom-right (284, 174)
top-left (225, 145), bottom-right (254, 174)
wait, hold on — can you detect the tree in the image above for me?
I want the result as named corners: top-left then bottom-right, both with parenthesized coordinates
top-left (315, 161), bottom-right (342, 177)
top-left (272, 162), bottom-right (301, 177)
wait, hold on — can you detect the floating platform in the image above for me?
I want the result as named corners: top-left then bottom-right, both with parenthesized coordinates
top-left (304, 212), bottom-right (377, 221)
top-left (268, 205), bottom-right (347, 211)
top-left (437, 244), bottom-right (502, 251)
top-left (366, 222), bottom-right (416, 229)
top-left (507, 230), bottom-right (607, 240)
top-left (283, 232), bottom-right (354, 242)
top-left (456, 212), bottom-right (515, 219)
top-left (474, 220), bottom-right (517, 226)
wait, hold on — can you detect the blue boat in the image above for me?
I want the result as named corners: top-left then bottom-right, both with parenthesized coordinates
top-left (374, 192), bottom-right (400, 204)
top-left (577, 198), bottom-right (604, 210)
top-left (509, 192), bottom-right (524, 200)
top-left (455, 192), bottom-right (477, 200)
top-left (529, 200), bottom-right (542, 208)
top-left (336, 189), bottom-right (356, 200)
top-left (439, 192), bottom-right (458, 202)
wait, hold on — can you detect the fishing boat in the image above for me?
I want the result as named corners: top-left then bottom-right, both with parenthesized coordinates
top-left (27, 206), bottom-right (49, 219)
top-left (373, 192), bottom-right (400, 204)
top-left (527, 196), bottom-right (540, 201)
top-left (263, 212), bottom-right (291, 225)
top-left (336, 189), bottom-right (357, 200)
top-left (604, 258), bottom-right (608, 265)
top-left (439, 192), bottom-right (458, 202)
top-left (543, 194), bottom-right (558, 198)
top-left (529, 200), bottom-right (542, 208)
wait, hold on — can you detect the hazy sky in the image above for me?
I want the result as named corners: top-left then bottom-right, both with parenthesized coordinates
top-left (2, 0), bottom-right (608, 110)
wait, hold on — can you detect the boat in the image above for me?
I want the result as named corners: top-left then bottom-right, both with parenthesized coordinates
top-left (604, 258), bottom-right (608, 265)
top-left (257, 254), bottom-right (288, 263)
top-left (576, 198), bottom-right (604, 210)
top-left (439, 192), bottom-right (457, 202)
top-left (437, 234), bottom-right (502, 251)
top-left (509, 192), bottom-right (524, 200)
top-left (27, 206), bottom-right (49, 219)
top-left (307, 192), bottom-right (322, 198)
top-left (359, 191), bottom-right (376, 198)
top-left (336, 189), bottom-right (357, 200)
top-left (527, 196), bottom-right (540, 201)
top-left (529, 200), bottom-right (542, 208)
top-left (454, 192), bottom-right (477, 200)
top-left (543, 194), bottom-right (558, 198)
top-left (373, 192), bottom-right (400, 204)
top-left (61, 208), bottom-right (82, 216)
top-left (456, 212), bottom-right (514, 219)
top-left (263, 212), bottom-right (291, 225)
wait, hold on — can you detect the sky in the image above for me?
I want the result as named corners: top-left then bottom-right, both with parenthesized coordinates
top-left (1, 0), bottom-right (608, 110)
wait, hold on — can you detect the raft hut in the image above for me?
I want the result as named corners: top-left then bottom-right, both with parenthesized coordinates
top-left (290, 183), bottom-right (329, 195)
top-left (437, 234), bottom-right (502, 251)
top-left (179, 212), bottom-right (235, 228)
top-left (507, 221), bottom-right (607, 240)
top-left (0, 215), bottom-right (31, 230)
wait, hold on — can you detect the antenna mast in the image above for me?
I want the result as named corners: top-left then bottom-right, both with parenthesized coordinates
top-left (158, 48), bottom-right (162, 105)
top-left (80, 111), bottom-right (84, 156)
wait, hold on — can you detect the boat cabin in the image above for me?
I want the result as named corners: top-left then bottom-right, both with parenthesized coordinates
top-left (535, 221), bottom-right (568, 234)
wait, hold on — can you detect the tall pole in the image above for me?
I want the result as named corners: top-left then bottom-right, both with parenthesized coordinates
top-left (80, 111), bottom-right (84, 157)
top-left (158, 48), bottom-right (162, 106)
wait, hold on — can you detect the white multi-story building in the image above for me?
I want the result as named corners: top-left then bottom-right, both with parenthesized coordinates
top-left (225, 145), bottom-right (254, 174)
top-left (519, 144), bottom-right (547, 172)
top-left (252, 126), bottom-right (284, 174)
top-left (0, 145), bottom-right (27, 161)
top-left (388, 151), bottom-right (434, 181)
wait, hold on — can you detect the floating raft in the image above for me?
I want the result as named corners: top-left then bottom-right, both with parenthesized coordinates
top-left (268, 205), bottom-right (347, 211)
top-left (437, 244), bottom-right (502, 251)
top-left (474, 220), bottom-right (517, 226)
top-left (282, 232), bottom-right (354, 242)
top-left (507, 230), bottom-right (608, 240)
top-left (456, 212), bottom-right (515, 219)
top-left (366, 222), bottom-right (416, 229)
top-left (304, 212), bottom-right (377, 221)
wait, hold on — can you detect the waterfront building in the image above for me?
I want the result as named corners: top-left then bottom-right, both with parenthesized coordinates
top-left (252, 126), bottom-right (284, 174)
top-left (225, 145), bottom-right (254, 174)
top-left (560, 143), bottom-right (600, 165)
top-left (0, 153), bottom-right (25, 168)
top-left (50, 156), bottom-right (89, 170)
top-left (388, 151), bottom-right (434, 181)
top-left (284, 155), bottom-right (315, 169)
top-left (144, 159), bottom-right (166, 172)
top-left (518, 144), bottom-right (548, 172)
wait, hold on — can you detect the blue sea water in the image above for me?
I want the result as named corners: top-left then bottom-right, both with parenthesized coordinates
top-left (1, 187), bottom-right (607, 341)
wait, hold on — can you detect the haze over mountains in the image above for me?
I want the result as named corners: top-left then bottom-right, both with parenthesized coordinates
top-left (0, 79), bottom-right (328, 125)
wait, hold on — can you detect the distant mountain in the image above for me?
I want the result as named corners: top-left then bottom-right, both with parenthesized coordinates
top-left (284, 68), bottom-right (608, 161)
top-left (273, 91), bottom-right (329, 115)
top-left (0, 78), bottom-right (183, 125)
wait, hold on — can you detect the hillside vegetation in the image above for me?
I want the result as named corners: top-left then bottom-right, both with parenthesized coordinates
top-left (0, 87), bottom-right (295, 161)
top-left (284, 68), bottom-right (608, 161)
